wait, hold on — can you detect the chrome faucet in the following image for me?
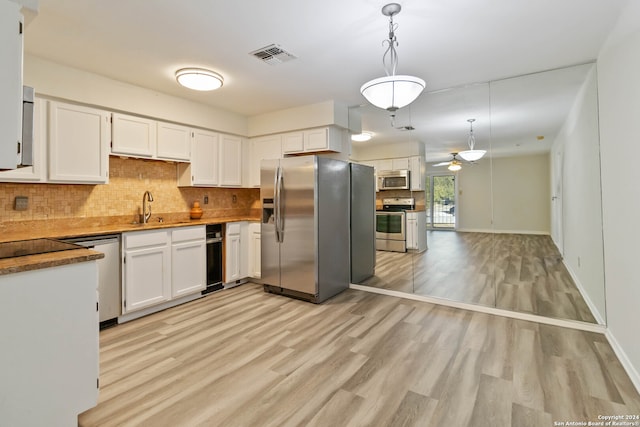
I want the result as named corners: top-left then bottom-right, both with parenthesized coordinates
top-left (142, 191), bottom-right (154, 223)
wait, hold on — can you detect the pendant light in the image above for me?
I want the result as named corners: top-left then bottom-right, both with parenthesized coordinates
top-left (360, 3), bottom-right (425, 114)
top-left (458, 119), bottom-right (486, 162)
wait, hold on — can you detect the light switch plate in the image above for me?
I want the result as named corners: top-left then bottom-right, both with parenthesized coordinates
top-left (15, 196), bottom-right (28, 211)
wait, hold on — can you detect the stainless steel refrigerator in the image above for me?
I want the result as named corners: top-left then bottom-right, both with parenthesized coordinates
top-left (261, 156), bottom-right (350, 303)
top-left (350, 163), bottom-right (375, 283)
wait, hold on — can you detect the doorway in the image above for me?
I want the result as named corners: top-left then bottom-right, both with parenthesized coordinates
top-left (426, 175), bottom-right (456, 229)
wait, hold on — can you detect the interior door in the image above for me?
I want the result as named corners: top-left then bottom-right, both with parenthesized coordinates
top-left (551, 146), bottom-right (564, 253)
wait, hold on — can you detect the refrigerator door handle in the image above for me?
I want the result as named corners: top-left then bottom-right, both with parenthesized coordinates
top-left (276, 166), bottom-right (285, 242)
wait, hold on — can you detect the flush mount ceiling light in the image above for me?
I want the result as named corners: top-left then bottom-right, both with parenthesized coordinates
top-left (175, 68), bottom-right (224, 91)
top-left (351, 131), bottom-right (373, 142)
top-left (458, 119), bottom-right (486, 162)
top-left (360, 3), bottom-right (425, 118)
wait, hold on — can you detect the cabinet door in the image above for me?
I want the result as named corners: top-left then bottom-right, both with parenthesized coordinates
top-left (123, 244), bottom-right (171, 313)
top-left (0, 98), bottom-right (46, 182)
top-left (191, 129), bottom-right (219, 186)
top-left (377, 159), bottom-right (393, 172)
top-left (392, 158), bottom-right (410, 170)
top-left (304, 128), bottom-right (329, 151)
top-left (0, 1), bottom-right (22, 170)
top-left (225, 233), bottom-right (241, 283)
top-left (48, 102), bottom-right (110, 184)
top-left (281, 132), bottom-right (304, 154)
top-left (410, 156), bottom-right (425, 191)
top-left (219, 134), bottom-right (242, 187)
top-left (249, 136), bottom-right (281, 187)
top-left (111, 113), bottom-right (156, 158)
top-left (406, 217), bottom-right (417, 250)
top-left (249, 224), bottom-right (261, 278)
top-left (156, 121), bottom-right (190, 161)
top-left (171, 239), bottom-right (206, 297)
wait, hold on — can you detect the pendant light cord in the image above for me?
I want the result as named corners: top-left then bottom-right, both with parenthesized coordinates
top-left (382, 16), bottom-right (399, 76)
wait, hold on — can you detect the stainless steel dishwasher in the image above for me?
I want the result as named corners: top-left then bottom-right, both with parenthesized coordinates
top-left (63, 234), bottom-right (121, 328)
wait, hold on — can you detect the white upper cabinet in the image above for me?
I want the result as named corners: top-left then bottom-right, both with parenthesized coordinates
top-left (391, 158), bottom-right (410, 170)
top-left (177, 129), bottom-right (220, 187)
top-left (191, 129), bottom-right (219, 186)
top-left (248, 135), bottom-right (282, 187)
top-left (0, 97), bottom-right (46, 182)
top-left (112, 114), bottom-right (191, 162)
top-left (409, 156), bottom-right (426, 191)
top-left (281, 127), bottom-right (343, 155)
top-left (0, 1), bottom-right (23, 170)
top-left (48, 101), bottom-right (110, 184)
top-left (156, 121), bottom-right (191, 161)
top-left (219, 134), bottom-right (243, 187)
top-left (377, 159), bottom-right (393, 171)
top-left (111, 113), bottom-right (156, 158)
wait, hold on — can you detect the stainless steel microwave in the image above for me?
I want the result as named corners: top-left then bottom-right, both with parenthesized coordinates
top-left (377, 170), bottom-right (410, 190)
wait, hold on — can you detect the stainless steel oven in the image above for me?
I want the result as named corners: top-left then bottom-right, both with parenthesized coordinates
top-left (376, 211), bottom-right (406, 252)
top-left (375, 197), bottom-right (415, 252)
top-left (203, 224), bottom-right (223, 294)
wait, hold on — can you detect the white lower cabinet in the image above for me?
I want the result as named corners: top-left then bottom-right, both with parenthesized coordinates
top-left (171, 227), bottom-right (206, 297)
top-left (122, 226), bottom-right (205, 315)
top-left (406, 211), bottom-right (427, 252)
top-left (249, 222), bottom-right (261, 278)
top-left (225, 221), bottom-right (253, 284)
top-left (122, 230), bottom-right (171, 313)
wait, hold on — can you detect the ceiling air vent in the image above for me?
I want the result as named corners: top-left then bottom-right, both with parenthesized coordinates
top-left (250, 44), bottom-right (297, 65)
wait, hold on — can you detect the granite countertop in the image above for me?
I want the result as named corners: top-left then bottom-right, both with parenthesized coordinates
top-left (0, 248), bottom-right (104, 276)
top-left (0, 215), bottom-right (261, 244)
top-left (0, 214), bottom-right (260, 276)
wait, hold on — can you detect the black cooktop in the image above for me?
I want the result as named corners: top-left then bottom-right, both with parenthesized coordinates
top-left (0, 238), bottom-right (84, 260)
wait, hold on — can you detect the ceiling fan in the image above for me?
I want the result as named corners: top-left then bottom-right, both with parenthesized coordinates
top-left (432, 153), bottom-right (464, 171)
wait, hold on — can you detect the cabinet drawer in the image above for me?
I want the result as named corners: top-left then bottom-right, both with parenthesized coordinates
top-left (226, 222), bottom-right (241, 235)
top-left (124, 230), bottom-right (169, 249)
top-left (171, 225), bottom-right (205, 243)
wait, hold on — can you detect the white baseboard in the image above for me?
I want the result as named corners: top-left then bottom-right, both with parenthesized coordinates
top-left (349, 283), bottom-right (606, 333)
top-left (605, 329), bottom-right (640, 395)
top-left (563, 260), bottom-right (606, 325)
top-left (118, 293), bottom-right (202, 323)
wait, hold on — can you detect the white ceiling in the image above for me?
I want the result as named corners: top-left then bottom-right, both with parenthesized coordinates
top-left (23, 0), bottom-right (628, 162)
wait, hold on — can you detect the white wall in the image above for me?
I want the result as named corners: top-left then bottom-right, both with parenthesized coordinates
top-left (492, 154), bottom-right (550, 234)
top-left (450, 154), bottom-right (549, 233)
top-left (24, 55), bottom-right (248, 136)
top-left (351, 141), bottom-right (425, 161)
top-left (551, 66), bottom-right (606, 323)
top-left (597, 5), bottom-right (640, 390)
top-left (454, 160), bottom-right (493, 232)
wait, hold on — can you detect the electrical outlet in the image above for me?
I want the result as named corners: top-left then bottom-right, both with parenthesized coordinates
top-left (15, 196), bottom-right (28, 211)
top-left (232, 194), bottom-right (237, 204)
top-left (204, 195), bottom-right (209, 204)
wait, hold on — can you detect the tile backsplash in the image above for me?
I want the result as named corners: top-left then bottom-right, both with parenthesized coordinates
top-left (0, 157), bottom-right (260, 223)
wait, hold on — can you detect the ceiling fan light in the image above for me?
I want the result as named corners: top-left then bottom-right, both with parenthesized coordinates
top-left (176, 68), bottom-right (224, 91)
top-left (458, 150), bottom-right (486, 162)
top-left (360, 75), bottom-right (426, 111)
top-left (448, 162), bottom-right (462, 171)
top-left (351, 131), bottom-right (373, 142)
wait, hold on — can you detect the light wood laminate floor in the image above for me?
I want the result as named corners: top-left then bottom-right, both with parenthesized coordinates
top-left (79, 284), bottom-right (639, 426)
top-left (361, 231), bottom-right (597, 323)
